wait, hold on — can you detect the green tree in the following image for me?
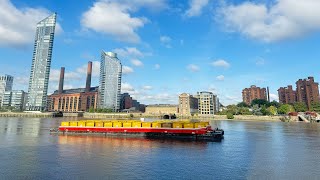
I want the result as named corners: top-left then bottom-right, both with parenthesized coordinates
top-left (293, 102), bottom-right (307, 112)
top-left (238, 107), bottom-right (252, 115)
top-left (278, 104), bottom-right (294, 114)
top-left (311, 102), bottom-right (320, 112)
top-left (88, 107), bottom-right (95, 113)
top-left (237, 102), bottom-right (249, 107)
top-left (251, 99), bottom-right (269, 107)
top-left (267, 106), bottom-right (277, 115)
top-left (226, 105), bottom-right (238, 115)
top-left (260, 105), bottom-right (268, 115)
top-left (269, 100), bottom-right (280, 108)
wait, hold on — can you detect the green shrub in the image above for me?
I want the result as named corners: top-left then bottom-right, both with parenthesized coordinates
top-left (227, 113), bottom-right (234, 119)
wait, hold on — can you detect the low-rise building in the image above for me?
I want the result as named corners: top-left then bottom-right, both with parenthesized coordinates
top-left (47, 87), bottom-right (98, 112)
top-left (47, 62), bottom-right (98, 112)
top-left (1, 90), bottom-right (27, 111)
top-left (196, 91), bottom-right (217, 116)
top-left (145, 104), bottom-right (178, 115)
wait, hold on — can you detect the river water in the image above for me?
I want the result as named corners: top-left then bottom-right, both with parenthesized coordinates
top-left (0, 117), bottom-right (320, 179)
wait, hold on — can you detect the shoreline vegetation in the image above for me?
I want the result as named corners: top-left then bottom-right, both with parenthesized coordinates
top-left (0, 112), bottom-right (282, 121)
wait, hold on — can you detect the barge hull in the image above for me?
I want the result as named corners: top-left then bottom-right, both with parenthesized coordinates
top-left (57, 126), bottom-right (224, 141)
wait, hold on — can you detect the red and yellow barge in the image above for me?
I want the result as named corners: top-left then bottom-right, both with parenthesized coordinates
top-left (52, 120), bottom-right (224, 141)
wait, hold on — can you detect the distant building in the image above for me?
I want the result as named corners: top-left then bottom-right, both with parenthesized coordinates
top-left (213, 95), bottom-right (220, 113)
top-left (0, 75), bottom-right (13, 106)
top-left (145, 104), bottom-right (178, 115)
top-left (120, 93), bottom-right (133, 110)
top-left (47, 62), bottom-right (98, 112)
top-left (278, 85), bottom-right (296, 104)
top-left (1, 90), bottom-right (27, 111)
top-left (242, 85), bottom-right (267, 105)
top-left (99, 51), bottom-right (122, 112)
top-left (296, 77), bottom-right (319, 110)
top-left (120, 93), bottom-right (143, 112)
top-left (178, 93), bottom-right (198, 116)
top-left (48, 87), bottom-right (98, 112)
top-left (196, 91), bottom-right (218, 116)
top-left (27, 13), bottom-right (57, 111)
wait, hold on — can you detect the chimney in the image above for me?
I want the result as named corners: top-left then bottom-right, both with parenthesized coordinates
top-left (86, 61), bottom-right (92, 92)
top-left (58, 67), bottom-right (65, 94)
top-left (267, 86), bottom-right (270, 102)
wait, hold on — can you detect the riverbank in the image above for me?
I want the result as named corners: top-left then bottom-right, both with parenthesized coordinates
top-left (0, 112), bottom-right (282, 121)
top-left (213, 115), bottom-right (282, 121)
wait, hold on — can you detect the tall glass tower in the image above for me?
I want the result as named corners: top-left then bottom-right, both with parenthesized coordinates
top-left (27, 13), bottom-right (57, 111)
top-left (99, 51), bottom-right (122, 111)
top-left (0, 75), bottom-right (13, 106)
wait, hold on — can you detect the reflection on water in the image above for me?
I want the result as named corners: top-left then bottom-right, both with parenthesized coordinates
top-left (1, 117), bottom-right (320, 179)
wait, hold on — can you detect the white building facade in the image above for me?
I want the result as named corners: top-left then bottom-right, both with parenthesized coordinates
top-left (197, 91), bottom-right (219, 116)
top-left (1, 90), bottom-right (27, 111)
top-left (0, 75), bottom-right (13, 107)
top-left (99, 51), bottom-right (122, 111)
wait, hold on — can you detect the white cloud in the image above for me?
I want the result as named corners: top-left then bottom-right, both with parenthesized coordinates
top-left (0, 0), bottom-right (62, 48)
top-left (211, 59), bottom-right (230, 68)
top-left (154, 64), bottom-right (160, 70)
top-left (218, 0), bottom-right (320, 42)
top-left (216, 75), bottom-right (225, 81)
top-left (121, 82), bottom-right (141, 99)
top-left (81, 1), bottom-right (148, 43)
top-left (224, 95), bottom-right (242, 103)
top-left (121, 82), bottom-right (135, 92)
top-left (49, 69), bottom-right (82, 82)
top-left (139, 93), bottom-right (177, 104)
top-left (160, 35), bottom-right (172, 48)
top-left (142, 85), bottom-right (153, 90)
top-left (185, 0), bottom-right (209, 17)
top-left (131, 59), bottom-right (143, 67)
top-left (76, 61), bottom-right (101, 77)
top-left (269, 93), bottom-right (279, 102)
top-left (113, 47), bottom-right (144, 59)
top-left (123, 66), bottom-right (134, 74)
top-left (160, 36), bottom-right (171, 43)
top-left (187, 64), bottom-right (200, 72)
top-left (255, 58), bottom-right (265, 66)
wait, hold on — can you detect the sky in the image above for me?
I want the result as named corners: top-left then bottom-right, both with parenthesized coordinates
top-left (1, 0), bottom-right (320, 105)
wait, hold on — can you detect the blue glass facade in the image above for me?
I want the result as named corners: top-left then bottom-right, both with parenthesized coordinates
top-left (99, 52), bottom-right (122, 111)
top-left (27, 13), bottom-right (56, 111)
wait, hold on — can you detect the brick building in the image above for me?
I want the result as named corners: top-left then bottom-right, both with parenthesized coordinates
top-left (120, 93), bottom-right (144, 112)
top-left (278, 85), bottom-right (296, 104)
top-left (296, 77), bottom-right (319, 110)
top-left (47, 62), bottom-right (98, 112)
top-left (242, 85), bottom-right (268, 105)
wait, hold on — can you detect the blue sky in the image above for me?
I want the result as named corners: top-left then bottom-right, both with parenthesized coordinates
top-left (1, 0), bottom-right (320, 105)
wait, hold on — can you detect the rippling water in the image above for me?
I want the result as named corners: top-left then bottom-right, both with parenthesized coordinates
top-left (1, 117), bottom-right (320, 179)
